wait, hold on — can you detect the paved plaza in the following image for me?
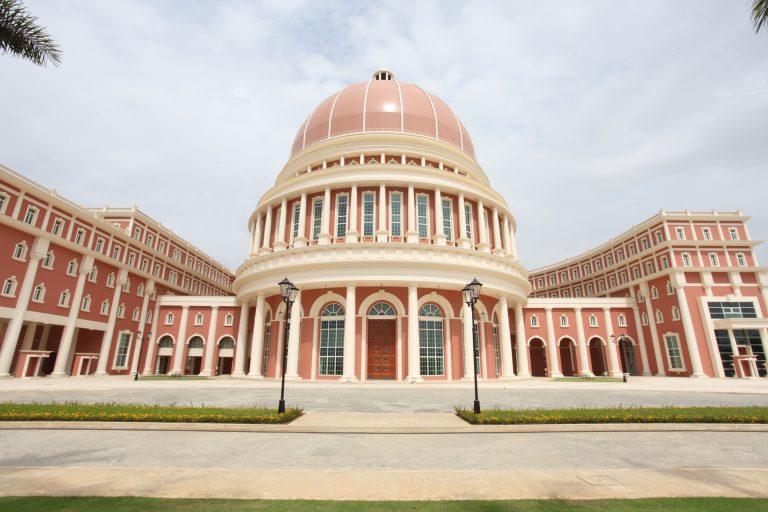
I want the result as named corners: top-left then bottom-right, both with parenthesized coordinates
top-left (0, 376), bottom-right (767, 500)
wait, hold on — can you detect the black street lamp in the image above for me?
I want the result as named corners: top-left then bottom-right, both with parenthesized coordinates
top-left (462, 277), bottom-right (483, 414)
top-left (134, 331), bottom-right (152, 381)
top-left (278, 277), bottom-right (299, 414)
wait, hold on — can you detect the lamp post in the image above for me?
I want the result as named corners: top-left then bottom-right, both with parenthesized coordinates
top-left (462, 277), bottom-right (483, 414)
top-left (278, 277), bottom-right (298, 414)
top-left (134, 331), bottom-right (152, 381)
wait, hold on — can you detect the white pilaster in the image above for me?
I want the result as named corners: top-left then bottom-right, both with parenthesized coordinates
top-left (51, 255), bottom-right (94, 377)
top-left (248, 295), bottom-right (266, 377)
top-left (628, 288), bottom-right (652, 376)
top-left (0, 237), bottom-right (48, 377)
top-left (170, 306), bottom-right (190, 374)
top-left (199, 306), bottom-right (219, 376)
top-left (232, 302), bottom-right (249, 376)
top-left (544, 308), bottom-right (562, 377)
top-left (94, 269), bottom-right (127, 375)
top-left (250, 214), bottom-right (262, 255)
top-left (275, 198), bottom-right (288, 251)
top-left (346, 185), bottom-right (359, 243)
top-left (603, 307), bottom-right (623, 377)
top-left (286, 290), bottom-right (302, 379)
top-left (406, 184), bottom-right (418, 243)
top-left (294, 193), bottom-right (308, 248)
top-left (498, 296), bottom-right (515, 377)
top-left (406, 286), bottom-right (422, 382)
top-left (640, 282), bottom-right (666, 376)
top-left (319, 187), bottom-right (331, 244)
top-left (342, 286), bottom-right (357, 382)
top-left (674, 282), bottom-right (707, 377)
top-left (514, 303), bottom-right (530, 376)
top-left (508, 218), bottom-right (518, 260)
top-left (502, 216), bottom-right (512, 257)
top-left (574, 307), bottom-right (593, 376)
top-left (376, 184), bottom-right (388, 242)
top-left (434, 188), bottom-right (446, 246)
top-left (492, 207), bottom-right (503, 254)
top-left (462, 302), bottom-right (474, 379)
top-left (457, 193), bottom-right (470, 249)
top-left (143, 303), bottom-right (161, 374)
top-left (260, 206), bottom-right (273, 252)
top-left (477, 200), bottom-right (490, 253)
top-left (20, 323), bottom-right (36, 351)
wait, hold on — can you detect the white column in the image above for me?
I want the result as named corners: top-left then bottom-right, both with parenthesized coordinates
top-left (250, 214), bottom-right (262, 256)
top-left (544, 308), bottom-right (562, 377)
top-left (477, 200), bottom-right (490, 253)
top-left (603, 307), bottom-right (623, 377)
top-left (275, 198), bottom-right (288, 251)
top-left (574, 307), bottom-right (593, 377)
top-left (458, 193), bottom-right (470, 249)
top-left (462, 302), bottom-right (474, 379)
top-left (0, 237), bottom-right (48, 377)
top-left (199, 306), bottom-right (219, 376)
top-left (129, 282), bottom-right (153, 377)
top-left (39, 324), bottom-right (51, 351)
top-left (319, 187), bottom-right (331, 244)
top-left (675, 285), bottom-right (707, 377)
top-left (347, 185), bottom-right (359, 243)
top-left (261, 206), bottom-right (273, 252)
top-left (434, 188), bottom-right (446, 246)
top-left (285, 291), bottom-right (302, 379)
top-left (376, 184), bottom-right (388, 242)
top-left (20, 323), bottom-right (37, 351)
top-left (51, 255), bottom-right (93, 377)
top-left (641, 283), bottom-right (666, 376)
top-left (502, 216), bottom-right (512, 257)
top-left (407, 285), bottom-right (422, 382)
top-left (143, 303), bottom-right (161, 374)
top-left (248, 295), bottom-right (266, 377)
top-left (492, 207), bottom-right (503, 254)
top-left (170, 306), bottom-right (190, 373)
top-left (498, 296), bottom-right (515, 377)
top-left (342, 286), bottom-right (357, 382)
top-left (406, 184), bottom-right (418, 243)
top-left (294, 192), bottom-right (308, 247)
top-left (232, 302), bottom-right (249, 376)
top-left (94, 269), bottom-right (127, 375)
top-left (514, 303), bottom-right (530, 376)
top-left (508, 218), bottom-right (518, 260)
top-left (631, 306), bottom-right (652, 376)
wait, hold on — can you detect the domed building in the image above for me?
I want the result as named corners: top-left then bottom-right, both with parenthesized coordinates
top-left (0, 70), bottom-right (766, 381)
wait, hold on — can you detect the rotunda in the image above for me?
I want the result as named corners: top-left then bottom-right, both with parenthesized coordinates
top-left (233, 69), bottom-right (530, 382)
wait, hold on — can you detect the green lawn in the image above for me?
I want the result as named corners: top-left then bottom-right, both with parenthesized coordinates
top-left (456, 406), bottom-right (768, 425)
top-left (0, 497), bottom-right (766, 512)
top-left (554, 377), bottom-right (623, 382)
top-left (135, 375), bottom-right (210, 380)
top-left (0, 402), bottom-right (302, 424)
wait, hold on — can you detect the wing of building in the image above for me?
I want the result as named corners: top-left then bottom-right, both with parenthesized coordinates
top-left (1, 69), bottom-right (766, 380)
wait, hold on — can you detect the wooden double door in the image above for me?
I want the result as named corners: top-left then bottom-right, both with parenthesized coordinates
top-left (367, 319), bottom-right (396, 379)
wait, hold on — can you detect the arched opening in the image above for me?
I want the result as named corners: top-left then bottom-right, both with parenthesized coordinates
top-left (155, 336), bottom-right (173, 374)
top-left (186, 336), bottom-right (204, 375)
top-left (589, 337), bottom-right (607, 376)
top-left (529, 338), bottom-right (547, 377)
top-left (319, 303), bottom-right (344, 377)
top-left (558, 338), bottom-right (577, 376)
top-left (419, 303), bottom-right (445, 377)
top-left (367, 301), bottom-right (396, 379)
top-left (217, 336), bottom-right (235, 375)
top-left (619, 336), bottom-right (637, 375)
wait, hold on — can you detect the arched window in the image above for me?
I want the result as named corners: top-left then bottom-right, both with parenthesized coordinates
top-left (158, 336), bottom-right (173, 349)
top-left (100, 299), bottom-right (110, 315)
top-left (66, 259), bottom-right (78, 276)
top-left (12, 241), bottom-right (27, 261)
top-left (655, 309), bottom-right (663, 324)
top-left (106, 273), bottom-right (115, 288)
top-left (368, 302), bottom-right (395, 316)
top-left (2, 276), bottom-right (17, 297)
top-left (219, 337), bottom-right (235, 350)
top-left (671, 306), bottom-right (680, 321)
top-left (617, 314), bottom-right (627, 327)
top-left (194, 313), bottom-right (204, 326)
top-left (137, 283), bottom-right (144, 297)
top-left (165, 313), bottom-right (174, 325)
top-left (666, 281), bottom-right (674, 295)
top-left (224, 313), bottom-right (234, 326)
top-left (651, 286), bottom-right (659, 299)
top-left (419, 304), bottom-right (444, 376)
top-left (319, 303), bottom-right (344, 376)
top-left (88, 266), bottom-right (98, 282)
top-left (589, 314), bottom-right (598, 327)
top-left (559, 315), bottom-right (569, 327)
top-left (58, 290), bottom-right (70, 307)
top-left (115, 303), bottom-right (125, 318)
top-left (42, 250), bottom-right (54, 269)
top-left (262, 314), bottom-right (272, 375)
top-left (188, 336), bottom-right (204, 349)
top-left (31, 283), bottom-right (45, 303)
top-left (641, 312), bottom-right (648, 325)
top-left (492, 314), bottom-right (501, 375)
top-left (122, 279), bottom-right (131, 293)
top-left (81, 294), bottom-right (91, 312)
top-left (530, 315), bottom-right (539, 328)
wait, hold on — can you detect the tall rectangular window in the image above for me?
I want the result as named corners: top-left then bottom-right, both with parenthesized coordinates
top-left (362, 192), bottom-right (375, 237)
top-left (729, 228), bottom-right (739, 240)
top-left (291, 203), bottom-right (301, 239)
top-left (441, 198), bottom-right (453, 241)
top-left (664, 334), bottom-right (683, 370)
top-left (23, 206), bottom-right (37, 225)
top-left (52, 219), bottom-right (63, 236)
top-left (682, 253), bottom-right (691, 266)
top-left (336, 194), bottom-right (348, 238)
top-left (675, 227), bottom-right (685, 240)
top-left (390, 192), bottom-right (402, 237)
top-left (114, 332), bottom-right (131, 368)
top-left (736, 253), bottom-right (746, 267)
top-left (311, 198), bottom-right (323, 240)
top-left (417, 195), bottom-right (429, 238)
top-left (464, 204), bottom-right (473, 240)
top-left (702, 227), bottom-right (712, 240)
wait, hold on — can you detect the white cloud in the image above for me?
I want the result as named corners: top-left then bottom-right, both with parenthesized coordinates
top-left (1, 0), bottom-right (766, 271)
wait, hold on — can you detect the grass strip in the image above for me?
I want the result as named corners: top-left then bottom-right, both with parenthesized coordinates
top-left (0, 402), bottom-right (302, 424)
top-left (0, 497), bottom-right (766, 512)
top-left (553, 377), bottom-right (622, 382)
top-left (456, 405), bottom-right (768, 425)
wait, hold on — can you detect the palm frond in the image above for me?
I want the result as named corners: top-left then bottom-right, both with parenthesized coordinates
top-left (754, 0), bottom-right (768, 33)
top-left (0, 0), bottom-right (61, 67)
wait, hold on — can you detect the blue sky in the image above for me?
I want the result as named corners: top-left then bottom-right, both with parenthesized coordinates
top-left (1, 0), bottom-right (766, 271)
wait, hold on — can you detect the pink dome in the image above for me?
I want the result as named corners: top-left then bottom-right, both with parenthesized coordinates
top-left (290, 70), bottom-right (476, 159)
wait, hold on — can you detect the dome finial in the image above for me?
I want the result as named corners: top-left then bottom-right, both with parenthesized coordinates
top-left (373, 68), bottom-right (394, 80)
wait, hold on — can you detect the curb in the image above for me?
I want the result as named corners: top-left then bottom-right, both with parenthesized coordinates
top-left (1, 420), bottom-right (767, 434)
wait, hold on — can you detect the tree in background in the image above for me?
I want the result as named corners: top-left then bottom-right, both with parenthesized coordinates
top-left (0, 0), bottom-right (61, 67)
top-left (754, 0), bottom-right (768, 33)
